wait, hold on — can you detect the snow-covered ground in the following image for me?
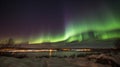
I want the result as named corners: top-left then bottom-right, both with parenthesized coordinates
top-left (0, 56), bottom-right (116, 67)
top-left (0, 52), bottom-right (120, 67)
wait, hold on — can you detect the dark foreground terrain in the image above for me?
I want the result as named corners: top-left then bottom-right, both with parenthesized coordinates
top-left (0, 53), bottom-right (120, 67)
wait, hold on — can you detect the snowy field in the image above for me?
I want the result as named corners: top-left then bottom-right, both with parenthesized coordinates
top-left (0, 56), bottom-right (119, 67)
top-left (0, 52), bottom-right (120, 67)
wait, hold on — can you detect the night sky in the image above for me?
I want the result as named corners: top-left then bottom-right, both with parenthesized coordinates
top-left (0, 0), bottom-right (120, 44)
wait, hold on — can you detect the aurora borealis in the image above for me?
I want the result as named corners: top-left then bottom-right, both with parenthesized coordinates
top-left (0, 0), bottom-right (120, 44)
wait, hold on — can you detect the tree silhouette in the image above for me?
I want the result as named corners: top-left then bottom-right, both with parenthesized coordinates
top-left (7, 38), bottom-right (14, 45)
top-left (114, 38), bottom-right (120, 49)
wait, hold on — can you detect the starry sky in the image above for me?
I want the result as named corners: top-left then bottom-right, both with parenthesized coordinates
top-left (0, 0), bottom-right (120, 44)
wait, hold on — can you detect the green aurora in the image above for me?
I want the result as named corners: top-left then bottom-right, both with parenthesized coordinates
top-left (29, 16), bottom-right (120, 44)
top-left (28, 3), bottom-right (120, 44)
top-left (1, 1), bottom-right (120, 44)
top-left (29, 7), bottom-right (120, 44)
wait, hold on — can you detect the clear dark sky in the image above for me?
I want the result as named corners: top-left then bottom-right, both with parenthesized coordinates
top-left (0, 0), bottom-right (120, 43)
top-left (0, 0), bottom-right (65, 38)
